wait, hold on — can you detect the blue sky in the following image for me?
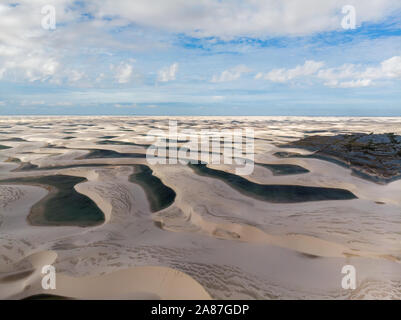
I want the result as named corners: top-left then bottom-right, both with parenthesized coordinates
top-left (1, 0), bottom-right (401, 116)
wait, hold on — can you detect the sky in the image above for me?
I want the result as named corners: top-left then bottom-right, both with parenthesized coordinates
top-left (0, 0), bottom-right (401, 116)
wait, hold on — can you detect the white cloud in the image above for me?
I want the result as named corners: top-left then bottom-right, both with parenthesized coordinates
top-left (114, 63), bottom-right (133, 84)
top-left (88, 0), bottom-right (401, 37)
top-left (380, 56), bottom-right (401, 78)
top-left (1, 56), bottom-right (60, 82)
top-left (211, 65), bottom-right (251, 83)
top-left (0, 45), bottom-right (21, 56)
top-left (114, 103), bottom-right (138, 108)
top-left (257, 56), bottom-right (401, 88)
top-left (318, 55), bottom-right (401, 87)
top-left (157, 63), bottom-right (178, 82)
top-left (114, 103), bottom-right (158, 108)
top-left (96, 73), bottom-right (105, 83)
top-left (257, 60), bottom-right (324, 83)
top-left (67, 70), bottom-right (85, 83)
top-left (53, 101), bottom-right (73, 106)
top-left (317, 64), bottom-right (357, 82)
top-left (211, 95), bottom-right (225, 101)
top-left (20, 100), bottom-right (46, 106)
top-left (0, 1), bottom-right (78, 83)
top-left (0, 0), bottom-right (400, 91)
top-left (325, 79), bottom-right (372, 88)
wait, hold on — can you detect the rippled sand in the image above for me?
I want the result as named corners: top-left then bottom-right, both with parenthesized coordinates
top-left (0, 116), bottom-right (400, 299)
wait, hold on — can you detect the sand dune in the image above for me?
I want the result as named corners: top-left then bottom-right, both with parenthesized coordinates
top-left (1, 116), bottom-right (401, 299)
top-left (1, 251), bottom-right (210, 300)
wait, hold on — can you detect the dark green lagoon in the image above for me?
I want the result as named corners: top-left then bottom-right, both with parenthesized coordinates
top-left (189, 163), bottom-right (356, 203)
top-left (97, 140), bottom-right (150, 147)
top-left (0, 175), bottom-right (104, 227)
top-left (0, 138), bottom-right (26, 142)
top-left (257, 163), bottom-right (310, 175)
top-left (79, 149), bottom-right (147, 159)
top-left (12, 161), bottom-right (121, 172)
top-left (129, 165), bottom-right (176, 212)
top-left (274, 151), bottom-right (349, 168)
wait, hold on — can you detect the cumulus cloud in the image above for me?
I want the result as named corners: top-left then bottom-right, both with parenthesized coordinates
top-left (325, 79), bottom-right (372, 88)
top-left (0, 1), bottom-right (77, 83)
top-left (256, 60), bottom-right (324, 83)
top-left (67, 70), bottom-right (85, 83)
top-left (114, 63), bottom-right (133, 84)
top-left (318, 56), bottom-right (401, 87)
top-left (379, 56), bottom-right (401, 78)
top-left (211, 65), bottom-right (251, 83)
top-left (0, 55), bottom-right (60, 82)
top-left (0, 0), bottom-right (401, 92)
top-left (157, 63), bottom-right (178, 82)
top-left (257, 56), bottom-right (401, 88)
top-left (87, 0), bottom-right (401, 37)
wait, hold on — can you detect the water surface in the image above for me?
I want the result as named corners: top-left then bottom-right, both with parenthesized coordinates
top-left (257, 163), bottom-right (309, 175)
top-left (0, 175), bottom-right (104, 226)
top-left (189, 163), bottom-right (357, 203)
top-left (129, 165), bottom-right (176, 212)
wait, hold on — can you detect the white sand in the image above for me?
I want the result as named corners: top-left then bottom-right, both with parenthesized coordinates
top-left (1, 116), bottom-right (401, 300)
